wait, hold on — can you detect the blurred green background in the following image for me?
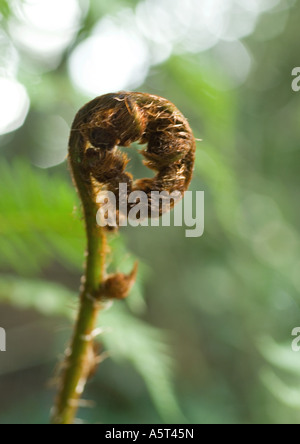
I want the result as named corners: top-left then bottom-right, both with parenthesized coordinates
top-left (0, 0), bottom-right (300, 425)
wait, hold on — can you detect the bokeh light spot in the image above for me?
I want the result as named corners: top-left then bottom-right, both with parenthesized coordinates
top-left (9, 0), bottom-right (85, 65)
top-left (69, 19), bottom-right (150, 96)
top-left (32, 115), bottom-right (70, 169)
top-left (0, 78), bottom-right (30, 135)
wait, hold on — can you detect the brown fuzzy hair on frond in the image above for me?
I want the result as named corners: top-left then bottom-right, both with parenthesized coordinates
top-left (69, 92), bottom-right (196, 224)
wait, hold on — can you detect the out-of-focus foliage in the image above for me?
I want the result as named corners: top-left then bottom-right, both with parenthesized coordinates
top-left (0, 275), bottom-right (182, 422)
top-left (0, 161), bottom-right (180, 422)
top-left (0, 1), bottom-right (10, 19)
top-left (0, 0), bottom-right (300, 425)
top-left (0, 161), bottom-right (83, 273)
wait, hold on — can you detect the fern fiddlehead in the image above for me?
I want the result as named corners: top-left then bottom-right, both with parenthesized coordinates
top-left (51, 92), bottom-right (196, 425)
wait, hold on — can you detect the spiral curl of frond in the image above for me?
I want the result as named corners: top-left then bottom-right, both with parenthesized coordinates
top-left (70, 92), bottom-right (196, 222)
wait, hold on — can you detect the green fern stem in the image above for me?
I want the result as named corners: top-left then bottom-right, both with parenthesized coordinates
top-left (50, 120), bottom-right (108, 425)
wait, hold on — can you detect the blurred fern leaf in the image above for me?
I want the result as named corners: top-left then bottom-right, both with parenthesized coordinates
top-left (0, 0), bottom-right (10, 18)
top-left (0, 274), bottom-right (183, 422)
top-left (102, 306), bottom-right (184, 423)
top-left (0, 160), bottom-right (84, 274)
